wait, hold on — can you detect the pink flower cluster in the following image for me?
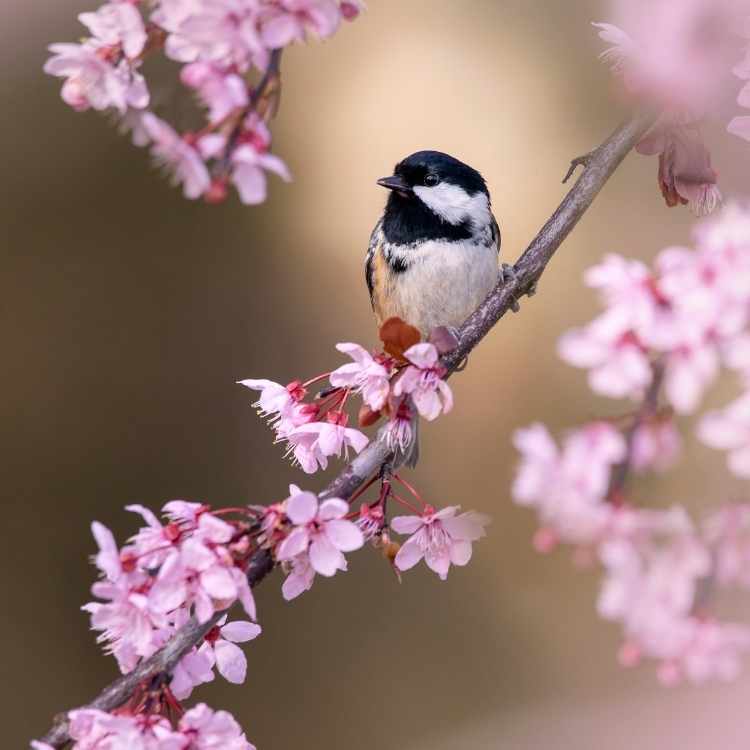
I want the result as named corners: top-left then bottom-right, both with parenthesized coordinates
top-left (514, 423), bottom-right (750, 683)
top-left (595, 0), bottom-right (750, 214)
top-left (44, 0), bottom-right (363, 203)
top-left (240, 337), bottom-right (454, 474)
top-left (85, 502), bottom-right (259, 689)
top-left (560, 206), bottom-right (750, 416)
top-left (33, 703), bottom-right (255, 750)
top-left (513, 206), bottom-right (750, 683)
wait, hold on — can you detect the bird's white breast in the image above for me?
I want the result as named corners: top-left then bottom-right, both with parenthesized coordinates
top-left (389, 238), bottom-right (499, 335)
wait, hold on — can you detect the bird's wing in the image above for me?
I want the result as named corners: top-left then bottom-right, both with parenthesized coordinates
top-left (365, 217), bottom-right (383, 306)
top-left (491, 214), bottom-right (501, 255)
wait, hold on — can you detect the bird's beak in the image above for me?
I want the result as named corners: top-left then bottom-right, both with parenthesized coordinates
top-left (377, 175), bottom-right (412, 197)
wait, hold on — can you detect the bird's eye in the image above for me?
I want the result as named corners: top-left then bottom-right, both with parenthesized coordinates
top-left (424, 173), bottom-right (440, 187)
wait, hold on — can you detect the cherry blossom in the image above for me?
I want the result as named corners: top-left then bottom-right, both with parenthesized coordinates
top-left (141, 113), bottom-right (211, 199)
top-left (231, 142), bottom-right (292, 205)
top-left (284, 415), bottom-right (369, 473)
top-left (631, 418), bottom-right (682, 473)
top-left (44, 43), bottom-right (149, 114)
top-left (594, 0), bottom-right (747, 115)
top-left (512, 422), bottom-right (626, 545)
top-left (149, 513), bottom-right (257, 623)
top-left (594, 0), bottom-right (750, 214)
top-left (698, 393), bottom-right (750, 476)
top-left (239, 378), bottom-right (306, 425)
top-left (78, 2), bottom-right (148, 58)
top-left (260, 0), bottom-right (342, 49)
top-left (391, 505), bottom-right (490, 580)
top-left (180, 62), bottom-right (249, 123)
top-left (179, 703), bottom-right (256, 749)
top-left (392, 342), bottom-right (453, 421)
top-left (383, 397), bottom-right (415, 454)
top-left (275, 489), bottom-right (363, 576)
top-left (54, 703), bottom-right (256, 749)
top-left (46, 0), bottom-right (361, 204)
top-left (330, 343), bottom-right (392, 411)
top-left (172, 615), bottom-right (261, 698)
top-left (704, 504), bottom-right (750, 588)
top-left (280, 551), bottom-right (329, 600)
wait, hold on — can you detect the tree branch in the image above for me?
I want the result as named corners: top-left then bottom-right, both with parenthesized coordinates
top-left (39, 109), bottom-right (654, 747)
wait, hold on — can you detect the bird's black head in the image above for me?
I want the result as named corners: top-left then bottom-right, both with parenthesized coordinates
top-left (377, 150), bottom-right (492, 245)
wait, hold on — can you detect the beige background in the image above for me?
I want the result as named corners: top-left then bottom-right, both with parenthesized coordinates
top-left (4, 1), bottom-right (750, 747)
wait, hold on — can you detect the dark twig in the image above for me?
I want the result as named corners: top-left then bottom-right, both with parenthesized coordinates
top-left (606, 359), bottom-right (666, 504)
top-left (38, 109), bottom-right (654, 747)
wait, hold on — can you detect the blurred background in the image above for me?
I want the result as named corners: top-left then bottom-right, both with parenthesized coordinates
top-left (4, 0), bottom-right (750, 747)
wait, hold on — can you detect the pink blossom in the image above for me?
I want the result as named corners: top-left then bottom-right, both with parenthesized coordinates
top-left (66, 707), bottom-right (182, 748)
top-left (391, 506), bottom-right (490, 580)
top-left (704, 504), bottom-right (750, 588)
top-left (238, 378), bottom-right (305, 423)
top-left (181, 62), bottom-right (249, 123)
top-left (163, 499), bottom-right (206, 525)
top-left (231, 143), bottom-right (291, 204)
top-left (44, 43), bottom-right (149, 113)
top-left (330, 342), bottom-right (391, 411)
top-left (284, 417), bottom-right (368, 474)
top-left (260, 0), bottom-right (342, 49)
top-left (393, 343), bottom-right (453, 421)
top-left (83, 522), bottom-right (167, 672)
top-left (275, 489), bottom-right (363, 576)
top-left (172, 615), bottom-right (261, 698)
top-left (631, 418), bottom-right (682, 472)
top-left (162, 0), bottom-right (269, 72)
top-left (178, 703), bottom-right (256, 750)
top-left (149, 513), bottom-right (257, 623)
top-left (171, 645), bottom-right (216, 700)
top-left (78, 2), bottom-right (148, 58)
top-left (383, 397), bottom-right (415, 454)
top-left (594, 0), bottom-right (747, 115)
top-left (512, 422), bottom-right (626, 544)
top-left (62, 704), bottom-right (255, 749)
top-left (663, 340), bottom-right (719, 414)
top-left (598, 527), bottom-right (750, 683)
top-left (698, 392), bottom-right (750, 476)
top-left (141, 113), bottom-right (210, 199)
top-left (281, 551), bottom-right (324, 600)
top-left (558, 326), bottom-right (651, 399)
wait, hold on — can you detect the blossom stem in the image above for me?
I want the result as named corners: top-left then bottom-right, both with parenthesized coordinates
top-left (393, 473), bottom-right (425, 506)
top-left (390, 492), bottom-right (421, 514)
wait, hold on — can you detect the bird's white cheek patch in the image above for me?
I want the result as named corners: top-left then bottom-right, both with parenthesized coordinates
top-left (413, 183), bottom-right (491, 228)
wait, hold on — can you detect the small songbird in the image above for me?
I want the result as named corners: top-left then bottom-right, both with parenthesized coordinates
top-left (366, 150), bottom-right (501, 339)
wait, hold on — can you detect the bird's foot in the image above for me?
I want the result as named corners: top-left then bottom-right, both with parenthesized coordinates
top-left (501, 263), bottom-right (537, 313)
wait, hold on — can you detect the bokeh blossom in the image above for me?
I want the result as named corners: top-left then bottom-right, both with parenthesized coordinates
top-left (595, 0), bottom-right (750, 214)
top-left (514, 204), bottom-right (750, 683)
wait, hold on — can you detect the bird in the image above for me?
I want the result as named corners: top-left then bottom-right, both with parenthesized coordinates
top-left (366, 150), bottom-right (501, 340)
top-left (366, 150), bottom-right (504, 467)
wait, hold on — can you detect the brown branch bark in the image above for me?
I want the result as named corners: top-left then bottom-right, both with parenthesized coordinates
top-left (39, 110), bottom-right (654, 747)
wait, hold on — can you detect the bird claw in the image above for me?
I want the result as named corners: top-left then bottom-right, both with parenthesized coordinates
top-left (501, 263), bottom-right (537, 313)
top-left (501, 264), bottom-right (521, 313)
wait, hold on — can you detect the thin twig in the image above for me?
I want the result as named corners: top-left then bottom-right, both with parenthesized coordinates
top-left (606, 359), bottom-right (666, 504)
top-left (38, 109), bottom-right (654, 748)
